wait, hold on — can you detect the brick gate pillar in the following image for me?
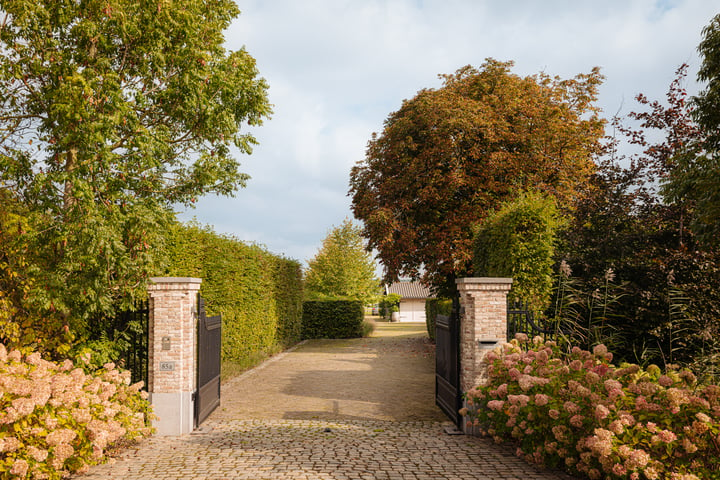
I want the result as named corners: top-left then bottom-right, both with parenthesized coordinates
top-left (147, 277), bottom-right (201, 436)
top-left (456, 278), bottom-right (513, 393)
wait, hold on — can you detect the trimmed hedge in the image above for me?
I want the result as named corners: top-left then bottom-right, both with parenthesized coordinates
top-left (162, 221), bottom-right (303, 369)
top-left (425, 298), bottom-right (452, 342)
top-left (302, 300), bottom-right (364, 339)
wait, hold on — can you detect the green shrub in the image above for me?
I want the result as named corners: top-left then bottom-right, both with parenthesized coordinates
top-left (473, 190), bottom-right (563, 313)
top-left (361, 319), bottom-right (376, 338)
top-left (464, 336), bottom-right (720, 480)
top-left (425, 298), bottom-right (452, 342)
top-left (302, 300), bottom-right (364, 339)
top-left (162, 221), bottom-right (303, 374)
top-left (0, 344), bottom-right (153, 478)
top-left (379, 294), bottom-right (400, 320)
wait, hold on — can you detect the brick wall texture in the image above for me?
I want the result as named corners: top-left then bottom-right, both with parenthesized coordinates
top-left (456, 278), bottom-right (512, 393)
top-left (147, 278), bottom-right (202, 394)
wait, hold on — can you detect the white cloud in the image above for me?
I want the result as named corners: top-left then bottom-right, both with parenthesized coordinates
top-left (179, 0), bottom-right (720, 268)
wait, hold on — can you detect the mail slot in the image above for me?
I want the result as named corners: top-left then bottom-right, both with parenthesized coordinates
top-left (477, 339), bottom-right (502, 349)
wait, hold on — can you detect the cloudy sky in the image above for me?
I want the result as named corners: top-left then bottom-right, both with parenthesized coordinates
top-left (178, 0), bottom-right (719, 270)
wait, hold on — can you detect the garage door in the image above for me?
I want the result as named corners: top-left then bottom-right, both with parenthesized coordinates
top-left (398, 299), bottom-right (426, 322)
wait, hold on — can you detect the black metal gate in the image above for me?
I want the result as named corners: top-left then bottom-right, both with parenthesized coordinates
top-left (195, 295), bottom-right (222, 427)
top-left (435, 294), bottom-right (461, 427)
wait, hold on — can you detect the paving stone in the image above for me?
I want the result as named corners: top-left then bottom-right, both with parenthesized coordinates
top-left (77, 419), bottom-right (576, 480)
top-left (74, 324), bottom-right (578, 480)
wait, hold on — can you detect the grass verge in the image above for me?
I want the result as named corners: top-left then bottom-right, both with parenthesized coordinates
top-left (221, 344), bottom-right (285, 382)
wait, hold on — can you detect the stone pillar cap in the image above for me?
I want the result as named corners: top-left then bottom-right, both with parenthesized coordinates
top-left (149, 277), bottom-right (202, 284)
top-left (456, 277), bottom-right (513, 285)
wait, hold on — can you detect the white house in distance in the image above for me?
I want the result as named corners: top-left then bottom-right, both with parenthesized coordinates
top-left (385, 280), bottom-right (434, 322)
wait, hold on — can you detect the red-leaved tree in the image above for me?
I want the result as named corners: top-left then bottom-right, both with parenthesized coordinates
top-left (349, 59), bottom-right (605, 292)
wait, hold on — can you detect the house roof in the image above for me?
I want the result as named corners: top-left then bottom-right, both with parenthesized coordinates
top-left (385, 281), bottom-right (433, 299)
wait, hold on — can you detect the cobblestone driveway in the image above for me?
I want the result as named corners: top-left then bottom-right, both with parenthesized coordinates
top-left (77, 323), bottom-right (576, 480)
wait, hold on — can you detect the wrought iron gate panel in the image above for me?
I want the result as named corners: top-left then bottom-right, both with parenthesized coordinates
top-left (435, 295), bottom-right (461, 426)
top-left (196, 295), bottom-right (221, 427)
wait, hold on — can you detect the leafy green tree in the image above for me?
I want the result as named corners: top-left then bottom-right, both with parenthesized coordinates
top-left (379, 293), bottom-right (400, 320)
top-left (349, 59), bottom-right (604, 293)
top-left (0, 191), bottom-right (40, 348)
top-left (0, 0), bottom-right (271, 351)
top-left (661, 13), bottom-right (720, 249)
top-left (304, 220), bottom-right (380, 303)
top-left (693, 14), bottom-right (720, 151)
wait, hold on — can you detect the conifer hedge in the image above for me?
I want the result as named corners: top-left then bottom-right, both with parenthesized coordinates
top-left (162, 221), bottom-right (303, 370)
top-left (473, 190), bottom-right (563, 312)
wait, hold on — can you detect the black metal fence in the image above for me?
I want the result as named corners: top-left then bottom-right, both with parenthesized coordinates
top-left (90, 300), bottom-right (149, 387)
top-left (506, 298), bottom-right (558, 343)
top-left (118, 300), bottom-right (149, 386)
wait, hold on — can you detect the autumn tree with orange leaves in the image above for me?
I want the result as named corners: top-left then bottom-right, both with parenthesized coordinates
top-left (349, 59), bottom-right (605, 292)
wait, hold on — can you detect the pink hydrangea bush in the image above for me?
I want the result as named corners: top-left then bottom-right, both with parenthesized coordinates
top-left (463, 334), bottom-right (720, 480)
top-left (0, 344), bottom-right (154, 478)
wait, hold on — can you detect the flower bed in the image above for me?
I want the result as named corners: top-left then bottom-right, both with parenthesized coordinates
top-left (0, 344), bottom-right (154, 478)
top-left (462, 335), bottom-right (720, 480)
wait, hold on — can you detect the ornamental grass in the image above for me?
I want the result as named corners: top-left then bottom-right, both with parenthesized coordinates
top-left (0, 344), bottom-right (154, 479)
top-left (463, 335), bottom-right (720, 480)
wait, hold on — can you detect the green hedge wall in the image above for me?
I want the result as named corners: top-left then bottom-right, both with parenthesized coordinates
top-left (302, 300), bottom-right (364, 339)
top-left (425, 297), bottom-right (452, 342)
top-left (162, 221), bottom-right (303, 366)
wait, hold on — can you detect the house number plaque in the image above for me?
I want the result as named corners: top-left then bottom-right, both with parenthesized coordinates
top-left (159, 361), bottom-right (175, 371)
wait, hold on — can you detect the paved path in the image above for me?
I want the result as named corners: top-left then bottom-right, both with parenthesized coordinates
top-left (79, 323), bottom-right (576, 480)
top-left (212, 322), bottom-right (444, 422)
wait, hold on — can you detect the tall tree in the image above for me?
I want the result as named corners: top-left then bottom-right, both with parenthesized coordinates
top-left (693, 13), bottom-right (720, 151)
top-left (662, 13), bottom-right (720, 248)
top-left (561, 64), bottom-right (720, 368)
top-left (0, 0), bottom-right (271, 350)
top-left (305, 219), bottom-right (379, 302)
top-left (349, 59), bottom-right (604, 291)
